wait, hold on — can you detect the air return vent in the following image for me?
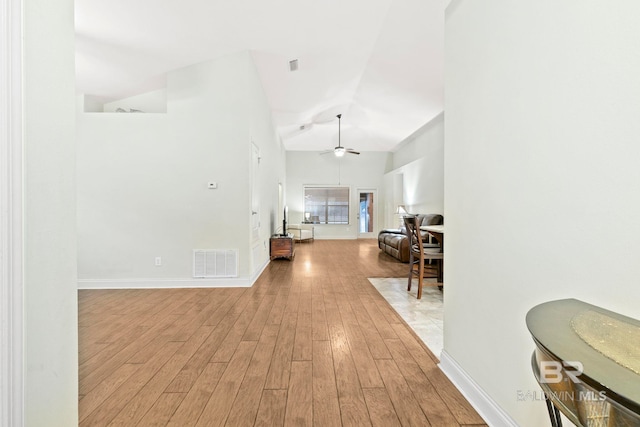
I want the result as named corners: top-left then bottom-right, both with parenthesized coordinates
top-left (193, 250), bottom-right (238, 278)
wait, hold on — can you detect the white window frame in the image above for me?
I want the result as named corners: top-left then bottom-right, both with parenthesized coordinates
top-left (303, 185), bottom-right (350, 225)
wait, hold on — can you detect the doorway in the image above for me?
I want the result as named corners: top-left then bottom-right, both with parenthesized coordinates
top-left (357, 189), bottom-right (377, 238)
top-left (251, 143), bottom-right (260, 242)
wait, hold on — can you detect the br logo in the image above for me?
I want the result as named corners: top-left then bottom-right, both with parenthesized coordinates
top-left (539, 361), bottom-right (583, 384)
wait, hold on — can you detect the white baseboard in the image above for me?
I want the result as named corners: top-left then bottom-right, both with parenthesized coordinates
top-left (439, 350), bottom-right (518, 427)
top-left (251, 258), bottom-right (270, 283)
top-left (78, 259), bottom-right (271, 290)
top-left (78, 277), bottom-right (252, 289)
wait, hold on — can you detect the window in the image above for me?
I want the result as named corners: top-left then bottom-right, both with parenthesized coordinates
top-left (303, 186), bottom-right (350, 224)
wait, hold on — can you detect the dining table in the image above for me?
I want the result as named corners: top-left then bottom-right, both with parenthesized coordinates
top-left (420, 224), bottom-right (444, 248)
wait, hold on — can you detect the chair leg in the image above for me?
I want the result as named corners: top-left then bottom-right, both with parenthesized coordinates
top-left (417, 260), bottom-right (424, 299)
top-left (407, 251), bottom-right (414, 291)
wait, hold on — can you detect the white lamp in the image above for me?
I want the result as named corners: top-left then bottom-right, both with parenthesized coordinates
top-left (395, 205), bottom-right (407, 228)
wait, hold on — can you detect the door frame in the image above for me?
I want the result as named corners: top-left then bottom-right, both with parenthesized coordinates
top-left (356, 188), bottom-right (377, 239)
top-left (1, 0), bottom-right (24, 424)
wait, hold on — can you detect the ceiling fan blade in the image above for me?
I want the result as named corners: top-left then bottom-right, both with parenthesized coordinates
top-left (319, 149), bottom-right (333, 155)
top-left (346, 149), bottom-right (360, 155)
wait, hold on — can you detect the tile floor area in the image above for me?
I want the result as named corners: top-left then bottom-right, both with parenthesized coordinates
top-left (368, 277), bottom-right (444, 359)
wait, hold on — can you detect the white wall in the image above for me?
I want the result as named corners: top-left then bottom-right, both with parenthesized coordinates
top-left (286, 151), bottom-right (391, 238)
top-left (392, 112), bottom-right (444, 171)
top-left (445, 1), bottom-right (640, 425)
top-left (382, 114), bottom-right (445, 229)
top-left (102, 88), bottom-right (167, 113)
top-left (245, 58), bottom-right (287, 271)
top-left (77, 51), bottom-right (284, 287)
top-left (23, 0), bottom-right (78, 424)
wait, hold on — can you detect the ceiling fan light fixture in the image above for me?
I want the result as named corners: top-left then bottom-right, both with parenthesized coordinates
top-left (318, 113), bottom-right (359, 157)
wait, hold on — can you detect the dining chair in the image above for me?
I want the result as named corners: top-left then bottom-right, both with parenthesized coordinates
top-left (404, 216), bottom-right (443, 299)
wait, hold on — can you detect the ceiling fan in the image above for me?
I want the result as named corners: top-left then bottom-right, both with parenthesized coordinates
top-left (321, 114), bottom-right (360, 157)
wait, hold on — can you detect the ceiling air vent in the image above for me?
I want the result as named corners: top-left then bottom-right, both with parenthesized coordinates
top-left (289, 59), bottom-right (299, 72)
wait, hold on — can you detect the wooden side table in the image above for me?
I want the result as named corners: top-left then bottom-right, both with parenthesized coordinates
top-left (270, 234), bottom-right (295, 260)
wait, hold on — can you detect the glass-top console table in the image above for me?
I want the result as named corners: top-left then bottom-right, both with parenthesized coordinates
top-left (526, 299), bottom-right (640, 427)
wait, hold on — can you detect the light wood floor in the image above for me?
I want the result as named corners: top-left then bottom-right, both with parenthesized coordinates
top-left (78, 239), bottom-right (486, 426)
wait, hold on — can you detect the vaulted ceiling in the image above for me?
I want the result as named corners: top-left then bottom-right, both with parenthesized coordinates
top-left (75, 0), bottom-right (445, 152)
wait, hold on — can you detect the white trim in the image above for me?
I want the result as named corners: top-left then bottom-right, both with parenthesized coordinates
top-left (78, 277), bottom-right (254, 290)
top-left (355, 187), bottom-right (378, 239)
top-left (313, 235), bottom-right (355, 240)
top-left (439, 350), bottom-right (518, 427)
top-left (78, 260), bottom-right (269, 289)
top-left (251, 258), bottom-right (270, 284)
top-left (0, 0), bottom-right (23, 425)
top-left (78, 258), bottom-right (271, 290)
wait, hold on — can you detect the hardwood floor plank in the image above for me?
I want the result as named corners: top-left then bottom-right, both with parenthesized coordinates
top-left (136, 392), bottom-right (185, 426)
top-left (166, 362), bottom-right (227, 427)
top-left (348, 293), bottom-right (392, 360)
top-left (420, 364), bottom-right (488, 426)
top-left (242, 293), bottom-right (277, 341)
top-left (264, 310), bottom-right (297, 390)
top-left (254, 389), bottom-right (287, 427)
top-left (210, 293), bottom-right (265, 363)
top-left (80, 289), bottom-right (197, 394)
top-left (367, 292), bottom-right (405, 326)
top-left (362, 388), bottom-right (403, 427)
top-left (195, 340), bottom-right (258, 427)
top-left (164, 291), bottom-right (249, 393)
top-left (265, 275), bottom-right (292, 325)
top-left (388, 323), bottom-right (485, 424)
top-left (168, 289), bottom-right (235, 342)
top-left (79, 314), bottom-right (180, 396)
top-left (107, 325), bottom-right (215, 426)
top-left (79, 289), bottom-right (136, 319)
top-left (357, 293), bottom-right (399, 340)
top-left (385, 338), bottom-right (460, 426)
top-left (169, 289), bottom-right (212, 316)
top-left (334, 279), bottom-right (384, 389)
top-left (225, 323), bottom-right (280, 427)
top-left (125, 318), bottom-right (187, 364)
top-left (79, 363), bottom-right (140, 423)
top-left (283, 280), bottom-right (301, 314)
top-left (284, 360), bottom-right (313, 426)
top-left (202, 288), bottom-right (245, 327)
top-left (80, 341), bottom-right (182, 426)
top-left (79, 342), bottom-right (109, 366)
top-left (292, 280), bottom-right (313, 361)
top-left (311, 278), bottom-right (329, 341)
top-left (323, 285), bottom-right (372, 427)
top-left (375, 358), bottom-right (432, 427)
top-left (311, 340), bottom-right (341, 427)
top-left (389, 321), bottom-right (440, 367)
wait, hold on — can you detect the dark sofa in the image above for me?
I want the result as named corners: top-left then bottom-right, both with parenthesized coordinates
top-left (378, 214), bottom-right (443, 262)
